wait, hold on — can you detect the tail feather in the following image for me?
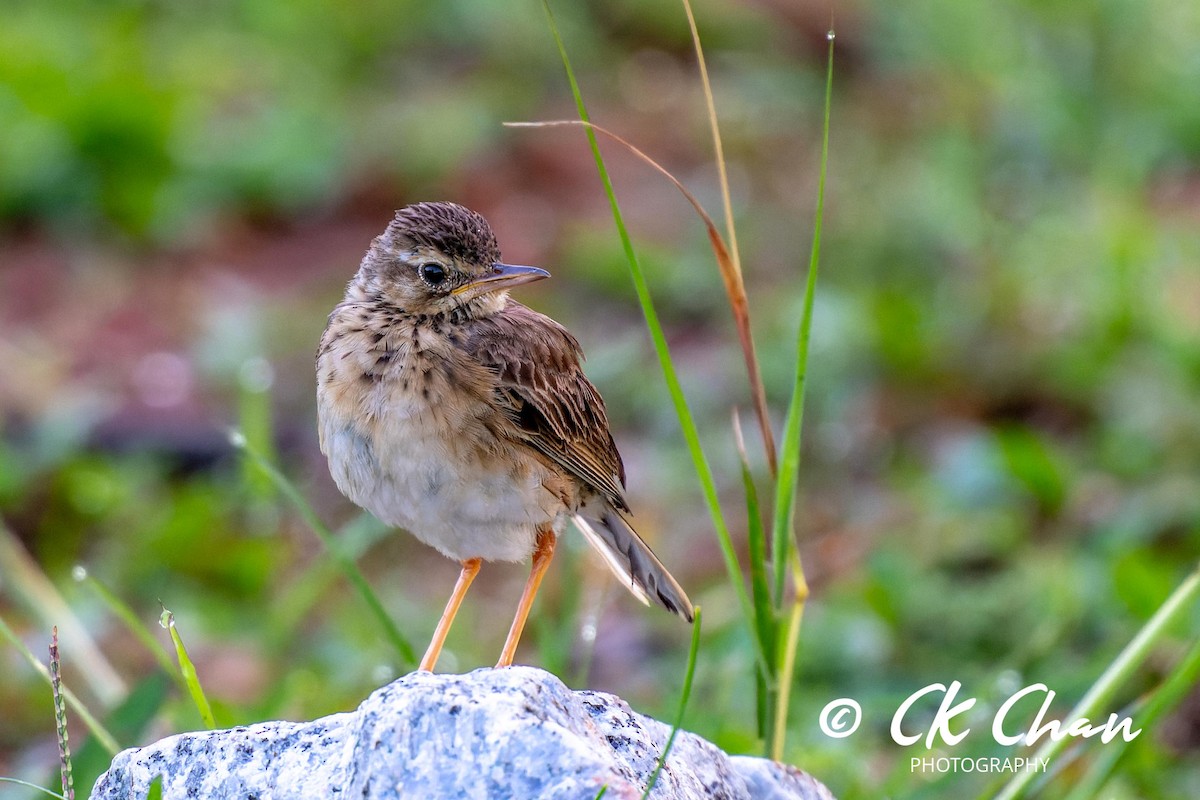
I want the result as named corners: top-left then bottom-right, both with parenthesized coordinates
top-left (572, 511), bottom-right (694, 622)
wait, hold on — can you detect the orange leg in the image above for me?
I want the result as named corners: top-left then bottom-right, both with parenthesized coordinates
top-left (496, 527), bottom-right (557, 668)
top-left (419, 558), bottom-right (481, 672)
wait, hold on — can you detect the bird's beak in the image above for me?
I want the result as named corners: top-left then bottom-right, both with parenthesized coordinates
top-left (452, 263), bottom-right (551, 297)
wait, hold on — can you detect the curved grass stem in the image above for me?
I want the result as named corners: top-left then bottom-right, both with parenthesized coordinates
top-left (540, 0), bottom-right (769, 683)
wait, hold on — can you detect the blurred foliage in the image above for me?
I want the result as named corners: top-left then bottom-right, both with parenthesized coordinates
top-left (2, 1), bottom-right (1200, 799)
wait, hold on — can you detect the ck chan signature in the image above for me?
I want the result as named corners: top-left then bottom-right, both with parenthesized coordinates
top-left (819, 681), bottom-right (1141, 747)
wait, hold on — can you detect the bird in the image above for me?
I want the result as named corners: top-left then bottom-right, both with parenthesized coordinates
top-left (316, 201), bottom-right (693, 671)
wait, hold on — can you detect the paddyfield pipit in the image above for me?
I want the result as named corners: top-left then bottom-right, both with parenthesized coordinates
top-left (317, 201), bottom-right (693, 671)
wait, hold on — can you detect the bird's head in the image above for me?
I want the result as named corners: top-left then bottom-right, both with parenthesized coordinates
top-left (356, 201), bottom-right (549, 317)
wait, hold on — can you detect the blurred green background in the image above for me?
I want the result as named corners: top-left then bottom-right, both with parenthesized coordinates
top-left (2, 0), bottom-right (1199, 798)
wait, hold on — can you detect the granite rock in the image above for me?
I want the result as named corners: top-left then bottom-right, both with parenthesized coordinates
top-left (89, 666), bottom-right (835, 800)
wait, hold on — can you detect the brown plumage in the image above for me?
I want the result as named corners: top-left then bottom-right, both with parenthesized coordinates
top-left (317, 201), bottom-right (692, 672)
top-left (462, 304), bottom-right (629, 512)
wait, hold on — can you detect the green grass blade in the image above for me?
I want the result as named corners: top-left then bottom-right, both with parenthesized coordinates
top-left (159, 608), bottom-right (216, 729)
top-left (993, 561), bottom-right (1200, 800)
top-left (641, 606), bottom-right (703, 800)
top-left (1063, 633), bottom-right (1200, 800)
top-left (143, 775), bottom-right (163, 800)
top-left (74, 567), bottom-right (179, 685)
top-left (0, 613), bottom-right (120, 756)
top-left (0, 778), bottom-right (66, 799)
top-left (733, 412), bottom-right (777, 740)
top-left (770, 29), bottom-right (834, 606)
top-left (541, 0), bottom-right (767, 681)
top-left (271, 513), bottom-right (390, 645)
top-left (232, 431), bottom-right (417, 667)
top-left (733, 414), bottom-right (776, 658)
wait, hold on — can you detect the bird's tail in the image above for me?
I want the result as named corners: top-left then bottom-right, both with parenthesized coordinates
top-left (571, 510), bottom-right (694, 622)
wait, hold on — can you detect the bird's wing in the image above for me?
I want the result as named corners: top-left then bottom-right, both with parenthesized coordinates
top-left (459, 302), bottom-right (630, 511)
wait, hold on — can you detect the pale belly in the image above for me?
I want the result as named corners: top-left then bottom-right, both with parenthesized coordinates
top-left (318, 393), bottom-right (564, 563)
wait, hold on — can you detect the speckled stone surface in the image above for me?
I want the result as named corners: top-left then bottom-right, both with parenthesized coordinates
top-left (89, 666), bottom-right (835, 800)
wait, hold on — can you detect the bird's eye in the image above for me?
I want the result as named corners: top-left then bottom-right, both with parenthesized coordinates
top-left (420, 262), bottom-right (447, 286)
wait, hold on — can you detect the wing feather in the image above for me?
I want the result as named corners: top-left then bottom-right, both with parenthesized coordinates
top-left (459, 302), bottom-right (630, 511)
